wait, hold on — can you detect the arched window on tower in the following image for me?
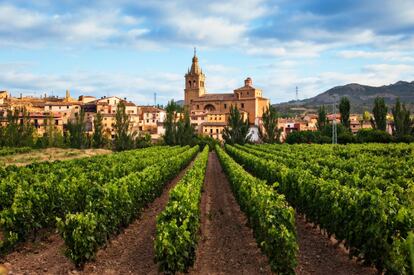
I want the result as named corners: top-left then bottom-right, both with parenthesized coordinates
top-left (193, 80), bottom-right (196, 87)
top-left (188, 80), bottom-right (192, 88)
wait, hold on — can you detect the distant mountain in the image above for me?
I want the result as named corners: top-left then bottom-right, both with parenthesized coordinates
top-left (175, 100), bottom-right (184, 107)
top-left (274, 81), bottom-right (414, 114)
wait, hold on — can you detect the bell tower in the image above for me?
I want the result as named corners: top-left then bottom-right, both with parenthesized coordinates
top-left (184, 48), bottom-right (206, 106)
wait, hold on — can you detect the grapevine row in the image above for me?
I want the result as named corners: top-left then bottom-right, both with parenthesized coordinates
top-left (216, 145), bottom-right (298, 274)
top-left (155, 146), bottom-right (209, 273)
top-left (0, 146), bottom-right (188, 253)
top-left (226, 144), bottom-right (413, 274)
top-left (57, 146), bottom-right (199, 265)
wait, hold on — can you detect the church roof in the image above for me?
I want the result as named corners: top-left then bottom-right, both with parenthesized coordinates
top-left (192, 93), bottom-right (235, 102)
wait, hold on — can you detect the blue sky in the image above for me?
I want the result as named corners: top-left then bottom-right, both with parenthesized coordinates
top-left (1, 0), bottom-right (414, 104)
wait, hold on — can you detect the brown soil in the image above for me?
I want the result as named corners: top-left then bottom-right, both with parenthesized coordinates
top-left (190, 152), bottom-right (272, 275)
top-left (0, 147), bottom-right (111, 166)
top-left (2, 157), bottom-right (195, 275)
top-left (1, 150), bottom-right (384, 275)
top-left (295, 215), bottom-right (377, 275)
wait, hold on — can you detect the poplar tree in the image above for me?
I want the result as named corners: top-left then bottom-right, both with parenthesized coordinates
top-left (42, 113), bottom-right (64, 147)
top-left (317, 105), bottom-right (327, 130)
top-left (222, 105), bottom-right (251, 145)
top-left (259, 104), bottom-right (281, 143)
top-left (114, 101), bottom-right (135, 151)
top-left (371, 97), bottom-right (388, 131)
top-left (164, 100), bottom-right (178, 145)
top-left (92, 112), bottom-right (106, 148)
top-left (339, 97), bottom-right (350, 129)
top-left (67, 108), bottom-right (87, 148)
top-left (392, 98), bottom-right (412, 138)
top-left (176, 109), bottom-right (194, 146)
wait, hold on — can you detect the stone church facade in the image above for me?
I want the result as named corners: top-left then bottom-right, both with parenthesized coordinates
top-left (184, 51), bottom-right (269, 140)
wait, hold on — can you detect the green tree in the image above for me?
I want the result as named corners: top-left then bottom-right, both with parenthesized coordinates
top-left (164, 100), bottom-right (178, 145)
top-left (222, 105), bottom-right (251, 145)
top-left (135, 133), bottom-right (152, 148)
top-left (92, 112), bottom-right (106, 148)
top-left (339, 97), bottom-right (350, 129)
top-left (67, 108), bottom-right (87, 148)
top-left (4, 108), bottom-right (34, 147)
top-left (371, 97), bottom-right (388, 131)
top-left (362, 111), bottom-right (371, 122)
top-left (176, 109), bottom-right (195, 146)
top-left (42, 113), bottom-right (64, 147)
top-left (114, 101), bottom-right (135, 151)
top-left (259, 104), bottom-right (281, 143)
top-left (392, 98), bottom-right (412, 139)
top-left (317, 105), bottom-right (327, 130)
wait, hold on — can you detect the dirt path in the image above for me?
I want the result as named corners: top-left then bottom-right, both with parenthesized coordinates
top-left (295, 215), bottom-right (377, 275)
top-left (190, 152), bottom-right (272, 275)
top-left (2, 158), bottom-right (195, 275)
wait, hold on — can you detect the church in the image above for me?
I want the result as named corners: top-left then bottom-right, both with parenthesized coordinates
top-left (184, 50), bottom-right (269, 140)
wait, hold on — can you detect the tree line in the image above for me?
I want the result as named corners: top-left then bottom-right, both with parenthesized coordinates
top-left (287, 96), bottom-right (413, 144)
top-left (0, 101), bottom-right (152, 151)
top-left (215, 96), bottom-right (414, 145)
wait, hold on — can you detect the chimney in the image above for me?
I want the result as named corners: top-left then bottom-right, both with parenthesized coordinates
top-left (245, 77), bottom-right (252, 86)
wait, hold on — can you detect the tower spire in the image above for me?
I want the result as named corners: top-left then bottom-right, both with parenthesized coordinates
top-left (190, 47), bottom-right (200, 74)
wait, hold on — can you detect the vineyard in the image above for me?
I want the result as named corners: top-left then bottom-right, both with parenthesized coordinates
top-left (0, 144), bottom-right (413, 274)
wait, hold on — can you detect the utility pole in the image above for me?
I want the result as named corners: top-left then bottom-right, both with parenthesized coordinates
top-left (332, 94), bottom-right (338, 144)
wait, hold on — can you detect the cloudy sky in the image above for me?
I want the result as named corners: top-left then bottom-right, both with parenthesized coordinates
top-left (1, 0), bottom-right (414, 104)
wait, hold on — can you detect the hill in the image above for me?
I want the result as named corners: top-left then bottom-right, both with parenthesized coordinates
top-left (274, 81), bottom-right (414, 114)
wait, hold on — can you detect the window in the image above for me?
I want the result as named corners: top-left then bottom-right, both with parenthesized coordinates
top-left (59, 106), bottom-right (61, 110)
top-left (197, 105), bottom-right (199, 110)
top-left (188, 80), bottom-right (191, 87)
top-left (205, 129), bottom-right (207, 132)
top-left (216, 129), bottom-right (219, 133)
top-left (67, 106), bottom-right (69, 109)
top-left (241, 103), bottom-right (244, 108)
top-left (247, 91), bottom-right (249, 96)
top-left (210, 129), bottom-right (213, 133)
top-left (49, 106), bottom-right (52, 110)
top-left (55, 120), bottom-right (59, 125)
top-left (224, 103), bottom-right (227, 109)
top-left (152, 119), bottom-right (155, 123)
top-left (147, 119), bottom-right (149, 123)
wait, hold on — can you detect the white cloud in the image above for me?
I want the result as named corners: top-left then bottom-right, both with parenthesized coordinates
top-left (338, 50), bottom-right (414, 62)
top-left (0, 4), bottom-right (45, 30)
top-left (0, 68), bottom-right (184, 105)
top-left (208, 0), bottom-right (271, 21)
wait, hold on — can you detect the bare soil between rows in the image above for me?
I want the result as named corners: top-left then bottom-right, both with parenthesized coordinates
top-left (190, 151), bottom-right (272, 275)
top-left (1, 157), bottom-right (196, 275)
top-left (295, 215), bottom-right (377, 275)
top-left (1, 150), bottom-right (382, 275)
